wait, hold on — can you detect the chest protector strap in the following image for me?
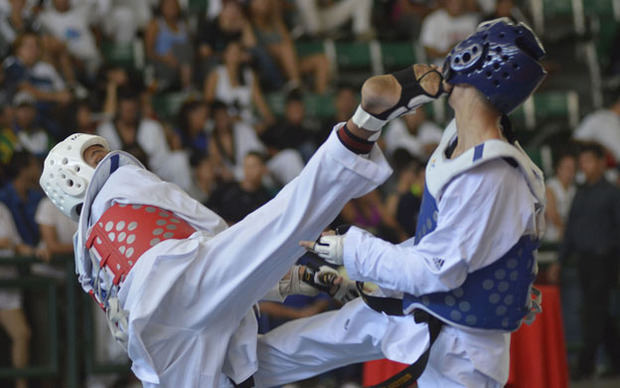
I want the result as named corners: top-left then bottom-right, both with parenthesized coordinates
top-left (86, 203), bottom-right (196, 286)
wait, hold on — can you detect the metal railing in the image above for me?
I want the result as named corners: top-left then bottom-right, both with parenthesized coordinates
top-left (0, 255), bottom-right (129, 387)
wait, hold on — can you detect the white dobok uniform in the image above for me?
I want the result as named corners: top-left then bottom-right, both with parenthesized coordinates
top-left (72, 126), bottom-right (392, 387)
top-left (255, 120), bottom-right (546, 388)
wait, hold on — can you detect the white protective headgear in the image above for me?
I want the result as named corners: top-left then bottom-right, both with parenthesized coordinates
top-left (40, 133), bottom-right (110, 221)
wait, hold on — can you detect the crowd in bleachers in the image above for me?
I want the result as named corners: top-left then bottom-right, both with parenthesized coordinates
top-left (0, 0), bottom-right (618, 387)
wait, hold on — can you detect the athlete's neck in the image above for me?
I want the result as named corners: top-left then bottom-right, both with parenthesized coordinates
top-left (450, 90), bottom-right (503, 159)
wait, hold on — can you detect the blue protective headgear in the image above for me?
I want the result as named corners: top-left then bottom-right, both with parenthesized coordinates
top-left (443, 18), bottom-right (547, 114)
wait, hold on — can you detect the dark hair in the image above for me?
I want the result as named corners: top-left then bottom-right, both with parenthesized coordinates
top-left (12, 30), bottom-right (39, 54)
top-left (286, 89), bottom-right (304, 104)
top-left (178, 99), bottom-right (207, 131)
top-left (210, 100), bottom-right (229, 113)
top-left (117, 86), bottom-right (140, 102)
top-left (245, 150), bottom-right (267, 163)
top-left (579, 141), bottom-right (606, 159)
top-left (6, 150), bottom-right (36, 180)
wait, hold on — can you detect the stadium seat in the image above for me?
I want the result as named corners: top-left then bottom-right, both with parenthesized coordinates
top-left (582, 0), bottom-right (620, 19)
top-left (529, 0), bottom-right (586, 39)
top-left (532, 90), bottom-right (580, 128)
top-left (101, 41), bottom-right (135, 69)
top-left (335, 41), bottom-right (372, 70)
top-left (295, 40), bottom-right (325, 57)
top-left (151, 93), bottom-right (188, 121)
top-left (303, 93), bottom-right (336, 119)
top-left (380, 41), bottom-right (417, 72)
top-left (266, 92), bottom-right (336, 119)
top-left (266, 92), bottom-right (286, 117)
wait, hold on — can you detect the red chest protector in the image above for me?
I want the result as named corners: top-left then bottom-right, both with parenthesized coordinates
top-left (86, 203), bottom-right (196, 286)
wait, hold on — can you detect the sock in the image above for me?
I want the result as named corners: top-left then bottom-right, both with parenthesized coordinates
top-left (337, 123), bottom-right (374, 154)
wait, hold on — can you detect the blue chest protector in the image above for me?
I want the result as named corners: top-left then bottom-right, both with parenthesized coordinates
top-left (400, 120), bottom-right (545, 332)
top-left (402, 185), bottom-right (539, 331)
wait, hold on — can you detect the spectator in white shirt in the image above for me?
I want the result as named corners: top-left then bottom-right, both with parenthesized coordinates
top-left (384, 108), bottom-right (443, 161)
top-left (39, 0), bottom-right (102, 75)
top-left (420, 0), bottom-right (479, 65)
top-left (97, 88), bottom-right (193, 191)
top-left (573, 95), bottom-right (620, 165)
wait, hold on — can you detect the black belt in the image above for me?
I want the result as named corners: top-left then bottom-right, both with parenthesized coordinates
top-left (230, 375), bottom-right (254, 388)
top-left (357, 282), bottom-right (443, 388)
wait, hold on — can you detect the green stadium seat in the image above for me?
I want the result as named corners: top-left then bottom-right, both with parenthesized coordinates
top-left (532, 90), bottom-right (580, 128)
top-left (304, 93), bottom-right (336, 119)
top-left (583, 0), bottom-right (619, 17)
top-left (335, 41), bottom-right (372, 70)
top-left (101, 41), bottom-right (135, 69)
top-left (266, 92), bottom-right (336, 119)
top-left (542, 0), bottom-right (574, 17)
top-left (266, 92), bottom-right (286, 117)
top-left (188, 0), bottom-right (208, 12)
top-left (295, 40), bottom-right (325, 57)
top-left (595, 17), bottom-right (618, 67)
top-left (530, 0), bottom-right (586, 37)
top-left (151, 93), bottom-right (188, 121)
top-left (380, 41), bottom-right (417, 72)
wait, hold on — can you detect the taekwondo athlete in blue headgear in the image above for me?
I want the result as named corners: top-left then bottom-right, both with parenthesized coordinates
top-left (254, 18), bottom-right (548, 388)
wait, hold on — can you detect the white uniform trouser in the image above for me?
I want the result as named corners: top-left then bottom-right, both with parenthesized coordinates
top-left (254, 299), bottom-right (504, 388)
top-left (295, 0), bottom-right (372, 35)
top-left (118, 128), bottom-right (392, 387)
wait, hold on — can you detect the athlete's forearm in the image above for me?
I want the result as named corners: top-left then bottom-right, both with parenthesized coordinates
top-left (342, 227), bottom-right (468, 296)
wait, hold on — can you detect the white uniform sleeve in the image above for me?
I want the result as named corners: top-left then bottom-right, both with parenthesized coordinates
top-left (343, 159), bottom-right (537, 296)
top-left (35, 198), bottom-right (55, 226)
top-left (0, 203), bottom-right (22, 245)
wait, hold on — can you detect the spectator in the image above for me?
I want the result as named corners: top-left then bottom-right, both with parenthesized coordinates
top-left (386, 0), bottom-right (435, 40)
top-left (0, 150), bottom-right (43, 246)
top-left (98, 65), bottom-right (146, 119)
top-left (38, 0), bottom-right (102, 76)
top-left (261, 89), bottom-right (314, 161)
top-left (555, 142), bottom-right (620, 379)
top-left (385, 156), bottom-right (425, 237)
top-left (208, 101), bottom-right (303, 185)
top-left (2, 31), bottom-right (72, 113)
top-left (206, 151), bottom-right (273, 224)
top-left (481, 0), bottom-right (529, 24)
top-left (543, 152), bottom-right (577, 243)
top-left (0, 202), bottom-right (33, 388)
top-left (144, 0), bottom-right (193, 91)
top-left (186, 154), bottom-right (217, 203)
top-left (203, 40), bottom-right (274, 126)
top-left (0, 104), bottom-right (18, 166)
top-left (35, 196), bottom-right (75, 258)
top-left (420, 0), bottom-right (479, 65)
top-left (0, 0), bottom-right (41, 58)
top-left (97, 88), bottom-right (193, 190)
top-left (248, 0), bottom-right (331, 93)
top-left (340, 189), bottom-right (409, 243)
top-left (71, 99), bottom-right (98, 135)
top-left (317, 83), bottom-right (358, 145)
top-left (383, 108), bottom-right (443, 161)
top-left (293, 0), bottom-right (374, 40)
top-left (11, 91), bottom-right (51, 157)
top-left (195, 0), bottom-right (263, 83)
top-left (98, 0), bottom-right (153, 44)
top-left (573, 94), bottom-right (620, 165)
top-left (176, 99), bottom-right (210, 161)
